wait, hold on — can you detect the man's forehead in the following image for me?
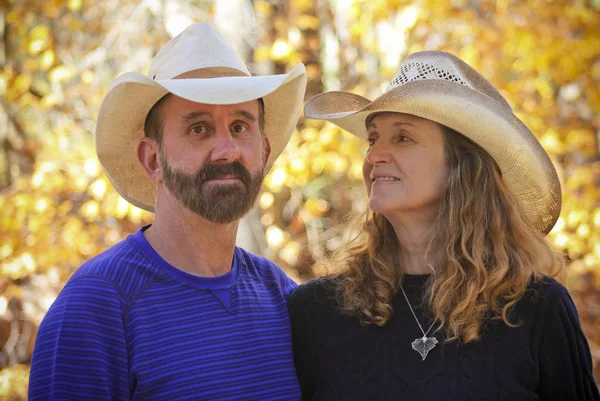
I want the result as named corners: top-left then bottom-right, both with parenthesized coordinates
top-left (181, 109), bottom-right (257, 123)
top-left (165, 95), bottom-right (259, 112)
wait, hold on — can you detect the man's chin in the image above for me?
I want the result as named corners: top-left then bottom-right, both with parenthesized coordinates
top-left (202, 178), bottom-right (244, 187)
top-left (181, 194), bottom-right (254, 223)
top-left (192, 208), bottom-right (250, 224)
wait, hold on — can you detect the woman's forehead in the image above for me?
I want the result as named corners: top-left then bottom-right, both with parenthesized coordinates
top-left (366, 112), bottom-right (435, 129)
top-left (366, 112), bottom-right (442, 136)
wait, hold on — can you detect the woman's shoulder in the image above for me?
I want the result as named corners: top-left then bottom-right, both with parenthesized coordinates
top-left (517, 275), bottom-right (579, 325)
top-left (524, 275), bottom-right (570, 304)
top-left (288, 275), bottom-right (340, 307)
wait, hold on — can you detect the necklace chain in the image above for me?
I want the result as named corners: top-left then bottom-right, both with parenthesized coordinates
top-left (400, 285), bottom-right (436, 337)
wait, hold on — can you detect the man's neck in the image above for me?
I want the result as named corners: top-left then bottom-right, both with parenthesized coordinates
top-left (144, 203), bottom-right (239, 278)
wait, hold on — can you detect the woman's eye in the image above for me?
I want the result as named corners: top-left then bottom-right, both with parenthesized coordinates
top-left (367, 137), bottom-right (376, 147)
top-left (394, 135), bottom-right (412, 143)
top-left (231, 124), bottom-right (247, 133)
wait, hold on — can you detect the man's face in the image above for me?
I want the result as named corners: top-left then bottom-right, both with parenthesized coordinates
top-left (156, 96), bottom-right (267, 223)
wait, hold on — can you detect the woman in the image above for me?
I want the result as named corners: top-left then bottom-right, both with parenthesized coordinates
top-left (288, 51), bottom-right (600, 400)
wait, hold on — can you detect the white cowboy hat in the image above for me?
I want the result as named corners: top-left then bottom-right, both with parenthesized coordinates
top-left (95, 22), bottom-right (307, 212)
top-left (304, 51), bottom-right (561, 234)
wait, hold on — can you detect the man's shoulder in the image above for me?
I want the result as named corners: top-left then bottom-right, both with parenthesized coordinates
top-left (235, 247), bottom-right (280, 275)
top-left (235, 247), bottom-right (296, 290)
top-left (70, 234), bottom-right (163, 300)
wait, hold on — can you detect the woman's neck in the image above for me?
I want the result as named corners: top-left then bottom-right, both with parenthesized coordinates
top-left (388, 216), bottom-right (436, 275)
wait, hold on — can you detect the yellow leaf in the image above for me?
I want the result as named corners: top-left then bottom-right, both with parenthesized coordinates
top-left (266, 167), bottom-right (287, 191)
top-left (266, 225), bottom-right (285, 247)
top-left (259, 192), bottom-right (275, 209)
top-left (81, 200), bottom-right (100, 220)
top-left (28, 25), bottom-right (51, 55)
top-left (253, 46), bottom-right (271, 63)
top-left (0, 244), bottom-right (13, 259)
top-left (261, 212), bottom-right (275, 226)
top-left (41, 92), bottom-right (61, 109)
top-left (40, 49), bottom-right (55, 70)
top-left (6, 11), bottom-right (21, 24)
top-left (43, 0), bottom-right (62, 18)
top-left (12, 74), bottom-right (32, 94)
top-left (296, 15), bottom-right (320, 30)
top-left (49, 65), bottom-right (75, 83)
top-left (270, 39), bottom-right (293, 61)
top-left (89, 179), bottom-right (108, 200)
top-left (68, 0), bottom-right (82, 11)
top-left (291, 0), bottom-right (314, 12)
top-left (84, 158), bottom-right (100, 177)
top-left (280, 240), bottom-right (302, 265)
top-left (254, 0), bottom-right (271, 14)
top-left (81, 70), bottom-right (95, 85)
top-left (24, 57), bottom-right (39, 72)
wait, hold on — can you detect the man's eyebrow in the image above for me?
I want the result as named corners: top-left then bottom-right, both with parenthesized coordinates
top-left (182, 111), bottom-right (211, 122)
top-left (234, 110), bottom-right (257, 121)
top-left (181, 110), bottom-right (257, 122)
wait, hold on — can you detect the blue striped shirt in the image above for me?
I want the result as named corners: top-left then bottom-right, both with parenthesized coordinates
top-left (29, 225), bottom-right (301, 400)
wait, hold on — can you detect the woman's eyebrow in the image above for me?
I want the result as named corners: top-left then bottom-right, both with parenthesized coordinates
top-left (392, 122), bottom-right (416, 128)
top-left (367, 121), bottom-right (416, 129)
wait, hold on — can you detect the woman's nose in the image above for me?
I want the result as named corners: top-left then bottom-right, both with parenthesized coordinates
top-left (366, 143), bottom-right (391, 165)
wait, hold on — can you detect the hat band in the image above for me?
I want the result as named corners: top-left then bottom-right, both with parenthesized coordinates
top-left (386, 61), bottom-right (470, 92)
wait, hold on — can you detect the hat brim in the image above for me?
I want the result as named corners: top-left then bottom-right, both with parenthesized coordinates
top-left (304, 80), bottom-right (561, 234)
top-left (96, 63), bottom-right (307, 212)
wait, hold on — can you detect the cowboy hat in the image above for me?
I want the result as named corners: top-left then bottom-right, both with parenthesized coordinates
top-left (304, 51), bottom-right (560, 234)
top-left (95, 22), bottom-right (307, 212)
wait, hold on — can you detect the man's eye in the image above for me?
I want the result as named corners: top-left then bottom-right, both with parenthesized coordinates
top-left (190, 125), bottom-right (207, 134)
top-left (231, 124), bottom-right (247, 133)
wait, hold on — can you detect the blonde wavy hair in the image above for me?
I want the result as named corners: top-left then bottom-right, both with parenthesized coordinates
top-left (328, 124), bottom-right (565, 343)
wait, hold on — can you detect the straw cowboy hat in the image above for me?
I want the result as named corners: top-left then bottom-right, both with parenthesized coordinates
top-left (304, 51), bottom-right (561, 234)
top-left (96, 22), bottom-right (307, 212)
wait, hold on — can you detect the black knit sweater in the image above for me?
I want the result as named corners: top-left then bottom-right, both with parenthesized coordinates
top-left (288, 274), bottom-right (600, 401)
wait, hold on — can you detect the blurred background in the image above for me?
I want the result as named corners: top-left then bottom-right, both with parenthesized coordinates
top-left (0, 0), bottom-right (598, 398)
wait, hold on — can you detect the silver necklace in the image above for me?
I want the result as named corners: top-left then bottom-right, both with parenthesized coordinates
top-left (400, 285), bottom-right (438, 361)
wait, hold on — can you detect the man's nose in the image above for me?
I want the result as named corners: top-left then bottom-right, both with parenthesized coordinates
top-left (210, 127), bottom-right (241, 164)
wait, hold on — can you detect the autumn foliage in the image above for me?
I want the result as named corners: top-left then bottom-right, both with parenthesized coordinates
top-left (0, 0), bottom-right (599, 398)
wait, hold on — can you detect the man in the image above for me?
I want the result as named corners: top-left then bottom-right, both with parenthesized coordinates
top-left (29, 22), bottom-right (307, 400)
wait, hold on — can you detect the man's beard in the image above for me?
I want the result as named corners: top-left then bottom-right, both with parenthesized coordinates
top-left (159, 148), bottom-right (264, 223)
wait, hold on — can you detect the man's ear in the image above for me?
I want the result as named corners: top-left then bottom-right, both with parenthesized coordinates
top-left (263, 136), bottom-right (271, 168)
top-left (138, 138), bottom-right (162, 183)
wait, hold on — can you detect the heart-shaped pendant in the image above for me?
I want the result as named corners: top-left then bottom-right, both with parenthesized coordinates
top-left (411, 335), bottom-right (438, 361)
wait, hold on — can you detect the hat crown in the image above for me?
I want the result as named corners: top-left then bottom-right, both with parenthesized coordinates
top-left (148, 22), bottom-right (251, 80)
top-left (386, 51), bottom-right (511, 110)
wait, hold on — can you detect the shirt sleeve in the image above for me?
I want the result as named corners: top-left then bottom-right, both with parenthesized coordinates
top-left (536, 279), bottom-right (600, 400)
top-left (273, 264), bottom-right (298, 300)
top-left (287, 284), bottom-right (316, 401)
top-left (29, 276), bottom-right (130, 401)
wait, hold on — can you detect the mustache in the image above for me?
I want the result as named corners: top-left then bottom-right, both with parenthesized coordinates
top-left (196, 161), bottom-right (253, 186)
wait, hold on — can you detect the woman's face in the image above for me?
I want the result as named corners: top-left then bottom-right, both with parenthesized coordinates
top-left (362, 112), bottom-right (449, 223)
